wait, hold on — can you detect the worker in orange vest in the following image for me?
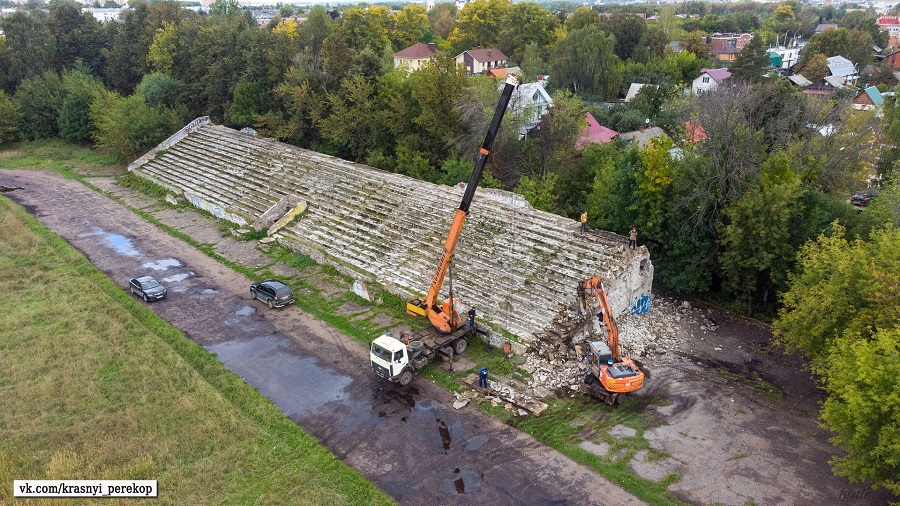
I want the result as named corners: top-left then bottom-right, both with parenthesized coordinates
top-left (580, 211), bottom-right (588, 234)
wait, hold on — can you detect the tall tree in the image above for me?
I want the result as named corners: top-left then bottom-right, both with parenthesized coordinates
top-left (14, 70), bottom-right (64, 140)
top-left (683, 30), bottom-right (710, 60)
top-left (497, 2), bottom-right (557, 63)
top-left (802, 52), bottom-right (829, 82)
top-left (147, 20), bottom-right (178, 74)
top-left (0, 90), bottom-right (19, 145)
top-left (798, 27), bottom-right (873, 69)
top-left (392, 4), bottom-right (431, 50)
top-left (550, 25), bottom-right (620, 100)
top-left (600, 13), bottom-right (646, 61)
top-left (564, 6), bottom-right (599, 32)
top-left (730, 35), bottom-right (770, 83)
top-left (58, 67), bottom-right (105, 142)
top-left (0, 11), bottom-right (56, 91)
top-left (427, 2), bottom-right (457, 40)
top-left (298, 6), bottom-right (333, 57)
top-left (319, 75), bottom-right (377, 160)
top-left (456, 0), bottom-right (508, 49)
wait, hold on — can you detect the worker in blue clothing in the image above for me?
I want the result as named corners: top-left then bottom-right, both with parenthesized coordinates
top-left (468, 307), bottom-right (476, 329)
top-left (478, 367), bottom-right (489, 389)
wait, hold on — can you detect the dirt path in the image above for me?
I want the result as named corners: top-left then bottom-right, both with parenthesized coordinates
top-left (0, 169), bottom-right (644, 505)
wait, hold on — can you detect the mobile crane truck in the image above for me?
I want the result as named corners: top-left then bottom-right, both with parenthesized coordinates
top-left (578, 276), bottom-right (645, 405)
top-left (370, 74), bottom-right (521, 386)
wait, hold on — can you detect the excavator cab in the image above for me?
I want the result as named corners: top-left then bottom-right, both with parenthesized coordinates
top-left (587, 341), bottom-right (643, 394)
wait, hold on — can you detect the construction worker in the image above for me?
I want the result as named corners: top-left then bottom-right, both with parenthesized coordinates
top-left (401, 331), bottom-right (411, 349)
top-left (629, 227), bottom-right (638, 250)
top-left (468, 307), bottom-right (476, 329)
top-left (478, 367), bottom-right (489, 389)
top-left (580, 211), bottom-right (588, 234)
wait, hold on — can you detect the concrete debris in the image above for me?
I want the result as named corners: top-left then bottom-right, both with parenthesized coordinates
top-left (453, 397), bottom-right (470, 409)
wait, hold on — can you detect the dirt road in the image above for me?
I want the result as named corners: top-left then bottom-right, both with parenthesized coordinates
top-left (0, 169), bottom-right (644, 505)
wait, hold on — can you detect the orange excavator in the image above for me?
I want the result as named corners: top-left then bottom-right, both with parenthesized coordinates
top-left (578, 276), bottom-right (645, 405)
top-left (406, 74), bottom-right (520, 334)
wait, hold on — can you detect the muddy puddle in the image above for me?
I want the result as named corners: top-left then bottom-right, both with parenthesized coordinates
top-left (79, 228), bottom-right (140, 257)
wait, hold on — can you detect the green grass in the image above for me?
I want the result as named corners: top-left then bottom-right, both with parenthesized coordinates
top-left (117, 172), bottom-right (170, 198)
top-left (716, 367), bottom-right (785, 403)
top-left (0, 139), bottom-right (119, 176)
top-left (0, 196), bottom-right (393, 505)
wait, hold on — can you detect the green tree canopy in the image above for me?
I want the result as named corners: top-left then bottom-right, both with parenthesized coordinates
top-left (58, 67), bottom-right (105, 142)
top-left (798, 27), bottom-right (873, 69)
top-left (0, 90), bottom-right (20, 145)
top-left (455, 0), bottom-right (508, 49)
top-left (729, 35), bottom-right (770, 83)
top-left (498, 2), bottom-right (557, 63)
top-left (14, 70), bottom-right (64, 140)
top-left (550, 25), bottom-right (621, 101)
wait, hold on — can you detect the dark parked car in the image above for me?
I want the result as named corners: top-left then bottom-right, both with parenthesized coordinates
top-left (851, 190), bottom-right (877, 206)
top-left (250, 279), bottom-right (295, 308)
top-left (129, 276), bottom-right (167, 302)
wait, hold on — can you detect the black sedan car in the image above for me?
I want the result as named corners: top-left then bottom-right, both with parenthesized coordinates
top-left (129, 276), bottom-right (167, 302)
top-left (250, 279), bottom-right (295, 309)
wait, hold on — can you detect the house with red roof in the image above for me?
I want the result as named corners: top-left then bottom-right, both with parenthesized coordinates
top-left (709, 33), bottom-right (753, 62)
top-left (878, 16), bottom-right (900, 50)
top-left (394, 42), bottom-right (438, 73)
top-left (455, 48), bottom-right (508, 75)
top-left (691, 68), bottom-right (731, 94)
top-left (576, 113), bottom-right (618, 148)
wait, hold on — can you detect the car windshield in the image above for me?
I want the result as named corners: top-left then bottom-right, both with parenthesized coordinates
top-left (371, 342), bottom-right (392, 362)
top-left (142, 280), bottom-right (160, 289)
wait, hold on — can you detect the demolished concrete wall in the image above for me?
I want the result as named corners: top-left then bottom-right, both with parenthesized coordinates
top-left (129, 120), bottom-right (654, 343)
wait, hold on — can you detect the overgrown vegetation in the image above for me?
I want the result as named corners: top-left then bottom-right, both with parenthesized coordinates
top-left (0, 196), bottom-right (392, 505)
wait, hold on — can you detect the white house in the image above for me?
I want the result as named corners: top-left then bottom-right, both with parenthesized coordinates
top-left (826, 55), bottom-right (859, 86)
top-left (507, 82), bottom-right (553, 138)
top-left (394, 42), bottom-right (438, 73)
top-left (691, 68), bottom-right (732, 95)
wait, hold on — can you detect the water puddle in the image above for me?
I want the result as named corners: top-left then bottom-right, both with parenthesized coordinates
top-left (201, 288), bottom-right (220, 295)
top-left (463, 434), bottom-right (489, 451)
top-left (208, 334), bottom-right (351, 415)
top-left (161, 272), bottom-right (194, 283)
top-left (79, 228), bottom-right (140, 256)
top-left (143, 258), bottom-right (182, 271)
top-left (437, 418), bottom-right (452, 453)
top-left (234, 305), bottom-right (255, 316)
top-left (441, 468), bottom-right (482, 495)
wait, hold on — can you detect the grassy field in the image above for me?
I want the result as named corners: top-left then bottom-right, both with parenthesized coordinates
top-left (1, 140), bottom-right (689, 506)
top-left (0, 196), bottom-right (393, 505)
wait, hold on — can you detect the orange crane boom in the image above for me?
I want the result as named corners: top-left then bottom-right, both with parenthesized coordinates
top-left (407, 74), bottom-right (520, 333)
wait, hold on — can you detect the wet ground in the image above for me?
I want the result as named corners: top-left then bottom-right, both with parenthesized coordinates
top-left (0, 169), bottom-right (644, 505)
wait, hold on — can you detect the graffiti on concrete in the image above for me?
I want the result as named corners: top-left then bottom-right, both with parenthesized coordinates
top-left (630, 294), bottom-right (651, 315)
top-left (184, 192), bottom-right (247, 226)
top-left (353, 280), bottom-right (371, 301)
top-left (269, 200), bottom-right (307, 235)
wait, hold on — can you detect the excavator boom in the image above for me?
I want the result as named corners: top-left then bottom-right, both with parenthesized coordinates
top-left (408, 74), bottom-right (520, 333)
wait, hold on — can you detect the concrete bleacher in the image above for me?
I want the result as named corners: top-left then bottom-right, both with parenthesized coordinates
top-left (130, 120), bottom-right (654, 342)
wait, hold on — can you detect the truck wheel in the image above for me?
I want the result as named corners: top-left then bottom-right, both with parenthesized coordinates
top-left (398, 369), bottom-right (413, 386)
top-left (453, 338), bottom-right (468, 355)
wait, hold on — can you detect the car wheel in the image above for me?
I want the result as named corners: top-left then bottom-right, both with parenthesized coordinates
top-left (398, 369), bottom-right (413, 386)
top-left (130, 287), bottom-right (135, 295)
top-left (267, 298), bottom-right (274, 309)
top-left (143, 293), bottom-right (148, 302)
top-left (251, 289), bottom-right (257, 300)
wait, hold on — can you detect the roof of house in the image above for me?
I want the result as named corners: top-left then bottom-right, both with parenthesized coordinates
top-left (486, 66), bottom-right (521, 79)
top-left (618, 126), bottom-right (669, 149)
top-left (787, 74), bottom-right (812, 87)
top-left (458, 48), bottom-right (508, 62)
top-left (576, 113), bottom-right (618, 148)
top-left (684, 120), bottom-right (707, 143)
top-left (827, 56), bottom-right (857, 77)
top-left (625, 83), bottom-right (657, 102)
top-left (878, 15), bottom-right (900, 26)
top-left (669, 41), bottom-right (683, 53)
top-left (395, 42), bottom-right (437, 59)
top-left (860, 86), bottom-right (885, 106)
top-left (699, 67), bottom-right (732, 83)
top-left (815, 23), bottom-right (838, 32)
top-left (824, 75), bottom-right (847, 88)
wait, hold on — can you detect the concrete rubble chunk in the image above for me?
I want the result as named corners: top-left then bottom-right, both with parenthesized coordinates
top-left (127, 119), bottom-right (653, 349)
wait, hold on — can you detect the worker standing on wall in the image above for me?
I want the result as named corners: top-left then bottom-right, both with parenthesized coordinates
top-left (629, 227), bottom-right (638, 250)
top-left (580, 211), bottom-right (588, 234)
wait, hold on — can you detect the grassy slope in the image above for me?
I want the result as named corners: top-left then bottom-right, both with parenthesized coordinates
top-left (0, 196), bottom-right (393, 505)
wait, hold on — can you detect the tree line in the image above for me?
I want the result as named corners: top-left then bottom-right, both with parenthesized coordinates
top-left (0, 1), bottom-right (898, 493)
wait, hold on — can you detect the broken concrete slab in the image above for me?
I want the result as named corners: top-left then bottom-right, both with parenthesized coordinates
top-left (462, 373), bottom-right (547, 416)
top-left (609, 424), bottom-right (638, 438)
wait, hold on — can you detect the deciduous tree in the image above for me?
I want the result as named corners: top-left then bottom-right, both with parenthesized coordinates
top-left (59, 67), bottom-right (105, 142)
top-left (14, 70), bottom-right (64, 139)
top-left (456, 0), bottom-right (508, 49)
top-left (498, 2), bottom-right (557, 63)
top-left (0, 90), bottom-right (20, 144)
top-left (392, 4), bottom-right (431, 50)
top-left (550, 25), bottom-right (620, 100)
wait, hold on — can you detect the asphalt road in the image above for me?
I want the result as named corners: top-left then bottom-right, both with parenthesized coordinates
top-left (1, 170), bottom-right (644, 506)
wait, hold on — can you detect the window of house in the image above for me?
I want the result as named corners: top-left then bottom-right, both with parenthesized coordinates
top-left (702, 76), bottom-right (710, 84)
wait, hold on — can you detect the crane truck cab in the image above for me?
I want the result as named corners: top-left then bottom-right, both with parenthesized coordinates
top-left (371, 327), bottom-right (471, 386)
top-left (371, 335), bottom-right (417, 386)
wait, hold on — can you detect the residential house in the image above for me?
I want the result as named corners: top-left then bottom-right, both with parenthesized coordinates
top-left (786, 74), bottom-right (813, 88)
top-left (852, 86), bottom-right (884, 110)
top-left (886, 49), bottom-right (900, 69)
top-left (803, 75), bottom-right (846, 96)
top-left (485, 66), bottom-right (521, 79)
top-left (878, 16), bottom-right (900, 50)
top-left (576, 114), bottom-right (618, 148)
top-left (768, 45), bottom-right (802, 69)
top-left (455, 48), bottom-right (508, 75)
top-left (394, 42), bottom-right (438, 73)
top-left (826, 55), bottom-right (858, 86)
top-left (815, 23), bottom-right (838, 33)
top-left (709, 33), bottom-right (753, 62)
top-left (83, 7), bottom-right (126, 22)
top-left (618, 127), bottom-right (669, 149)
top-left (507, 81), bottom-right (553, 138)
top-left (691, 68), bottom-right (731, 94)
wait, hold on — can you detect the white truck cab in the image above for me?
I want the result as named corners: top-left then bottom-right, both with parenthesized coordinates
top-left (370, 334), bottom-right (414, 385)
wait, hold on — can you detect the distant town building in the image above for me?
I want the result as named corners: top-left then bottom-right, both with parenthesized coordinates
top-left (877, 16), bottom-right (900, 50)
top-left (83, 7), bottom-right (125, 22)
top-left (767, 45), bottom-right (802, 69)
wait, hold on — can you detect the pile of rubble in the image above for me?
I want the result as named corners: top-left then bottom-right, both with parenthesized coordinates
top-left (516, 295), bottom-right (720, 398)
